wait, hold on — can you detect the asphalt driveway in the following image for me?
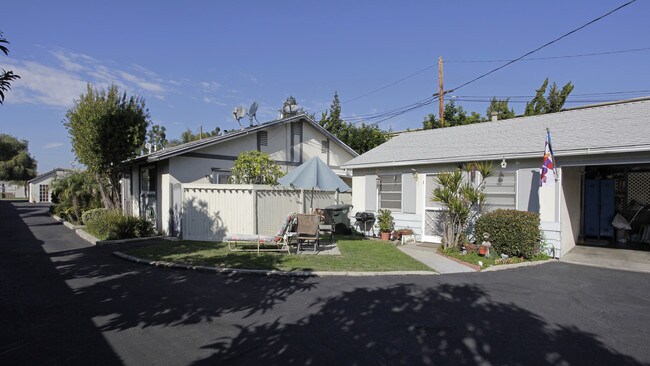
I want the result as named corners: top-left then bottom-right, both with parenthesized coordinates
top-left (1, 201), bottom-right (649, 365)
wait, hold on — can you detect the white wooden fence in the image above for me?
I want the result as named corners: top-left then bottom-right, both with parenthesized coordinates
top-left (181, 184), bottom-right (351, 241)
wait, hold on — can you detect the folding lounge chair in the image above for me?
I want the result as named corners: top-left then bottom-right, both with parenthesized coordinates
top-left (225, 213), bottom-right (297, 254)
top-left (296, 213), bottom-right (320, 252)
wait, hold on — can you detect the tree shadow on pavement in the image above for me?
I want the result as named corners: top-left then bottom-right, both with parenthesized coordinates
top-left (194, 283), bottom-right (646, 365)
top-left (49, 244), bottom-right (316, 331)
top-left (0, 201), bottom-right (123, 365)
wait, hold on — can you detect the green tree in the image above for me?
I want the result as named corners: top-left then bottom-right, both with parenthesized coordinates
top-left (145, 124), bottom-right (167, 152)
top-left (282, 96), bottom-right (305, 117)
top-left (346, 122), bottom-right (390, 155)
top-left (0, 134), bottom-right (37, 184)
top-left (524, 78), bottom-right (574, 116)
top-left (51, 170), bottom-right (102, 223)
top-left (318, 92), bottom-right (389, 154)
top-left (319, 91), bottom-right (344, 134)
top-left (168, 126), bottom-right (222, 147)
top-left (0, 32), bottom-right (20, 105)
top-left (230, 150), bottom-right (285, 184)
top-left (432, 162), bottom-right (493, 250)
top-left (486, 97), bottom-right (516, 121)
top-left (422, 113), bottom-right (439, 130)
top-left (422, 100), bottom-right (486, 130)
top-left (64, 84), bottom-right (149, 210)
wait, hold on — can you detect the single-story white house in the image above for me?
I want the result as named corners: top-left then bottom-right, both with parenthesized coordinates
top-left (28, 168), bottom-right (73, 203)
top-left (342, 97), bottom-right (650, 258)
top-left (121, 114), bottom-right (358, 236)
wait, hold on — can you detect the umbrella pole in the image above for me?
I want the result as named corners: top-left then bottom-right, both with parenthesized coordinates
top-left (310, 188), bottom-right (314, 213)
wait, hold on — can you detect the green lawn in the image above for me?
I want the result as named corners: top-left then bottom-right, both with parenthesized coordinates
top-left (124, 237), bottom-right (433, 272)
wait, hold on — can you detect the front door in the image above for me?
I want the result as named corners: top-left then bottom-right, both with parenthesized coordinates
top-left (421, 174), bottom-right (445, 243)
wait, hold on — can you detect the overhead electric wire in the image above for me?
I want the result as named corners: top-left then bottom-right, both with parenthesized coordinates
top-left (453, 89), bottom-right (650, 99)
top-left (446, 47), bottom-right (650, 63)
top-left (342, 65), bottom-right (437, 105)
top-left (448, 0), bottom-right (637, 93)
top-left (333, 1), bottom-right (637, 126)
top-left (453, 98), bottom-right (634, 104)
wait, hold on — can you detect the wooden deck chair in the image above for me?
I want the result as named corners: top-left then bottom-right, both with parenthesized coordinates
top-left (297, 213), bottom-right (320, 252)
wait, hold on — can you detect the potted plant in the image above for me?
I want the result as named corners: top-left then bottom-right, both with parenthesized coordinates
top-left (377, 209), bottom-right (394, 241)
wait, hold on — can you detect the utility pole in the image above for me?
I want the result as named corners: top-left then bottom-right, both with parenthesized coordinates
top-left (438, 56), bottom-right (444, 128)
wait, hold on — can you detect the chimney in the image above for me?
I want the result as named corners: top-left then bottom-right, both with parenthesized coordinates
top-left (491, 111), bottom-right (498, 122)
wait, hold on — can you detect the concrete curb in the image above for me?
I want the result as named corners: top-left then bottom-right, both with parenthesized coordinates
top-left (52, 214), bottom-right (162, 247)
top-left (113, 251), bottom-right (439, 277)
top-left (76, 228), bottom-right (162, 246)
top-left (63, 221), bottom-right (84, 231)
top-left (481, 259), bottom-right (557, 272)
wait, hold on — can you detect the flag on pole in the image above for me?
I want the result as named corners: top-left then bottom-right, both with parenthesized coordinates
top-left (540, 128), bottom-right (556, 187)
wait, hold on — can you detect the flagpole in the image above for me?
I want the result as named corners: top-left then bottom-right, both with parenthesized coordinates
top-left (546, 127), bottom-right (558, 181)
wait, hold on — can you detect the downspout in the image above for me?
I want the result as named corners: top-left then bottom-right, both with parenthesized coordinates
top-left (253, 186), bottom-right (258, 235)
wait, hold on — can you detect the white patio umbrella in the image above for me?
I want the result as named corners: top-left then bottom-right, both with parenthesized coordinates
top-left (278, 156), bottom-right (350, 212)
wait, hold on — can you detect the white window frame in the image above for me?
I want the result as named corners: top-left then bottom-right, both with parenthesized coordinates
top-left (378, 174), bottom-right (402, 211)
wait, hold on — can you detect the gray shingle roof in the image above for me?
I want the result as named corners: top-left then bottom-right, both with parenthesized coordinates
top-left (342, 98), bottom-right (650, 169)
top-left (129, 114), bottom-right (358, 163)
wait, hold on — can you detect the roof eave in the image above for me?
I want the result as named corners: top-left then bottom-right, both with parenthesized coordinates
top-left (342, 144), bottom-right (650, 170)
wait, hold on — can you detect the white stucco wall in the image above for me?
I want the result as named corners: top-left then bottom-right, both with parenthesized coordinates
top-left (560, 166), bottom-right (582, 256)
top-left (1, 182), bottom-right (27, 198)
top-left (122, 118), bottom-right (357, 236)
top-left (28, 170), bottom-right (71, 203)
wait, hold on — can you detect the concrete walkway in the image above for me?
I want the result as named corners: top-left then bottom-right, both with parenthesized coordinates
top-left (561, 245), bottom-right (650, 273)
top-left (398, 242), bottom-right (476, 274)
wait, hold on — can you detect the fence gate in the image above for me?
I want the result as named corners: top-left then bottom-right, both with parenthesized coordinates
top-left (422, 174), bottom-right (445, 243)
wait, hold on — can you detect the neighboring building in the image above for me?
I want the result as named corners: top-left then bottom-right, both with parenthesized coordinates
top-left (1, 181), bottom-right (28, 199)
top-left (342, 97), bottom-right (650, 258)
top-left (28, 168), bottom-right (73, 203)
top-left (122, 114), bottom-right (358, 236)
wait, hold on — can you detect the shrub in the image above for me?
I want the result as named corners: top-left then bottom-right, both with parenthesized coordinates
top-left (474, 209), bottom-right (541, 259)
top-left (85, 211), bottom-right (154, 240)
top-left (81, 208), bottom-right (108, 225)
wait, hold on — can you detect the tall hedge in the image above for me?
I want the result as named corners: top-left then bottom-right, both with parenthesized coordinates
top-left (474, 209), bottom-right (541, 259)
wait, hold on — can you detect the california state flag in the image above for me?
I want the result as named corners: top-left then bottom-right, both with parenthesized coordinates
top-left (540, 129), bottom-right (555, 187)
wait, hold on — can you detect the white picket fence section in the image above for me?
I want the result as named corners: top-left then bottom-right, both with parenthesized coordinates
top-left (181, 184), bottom-right (351, 241)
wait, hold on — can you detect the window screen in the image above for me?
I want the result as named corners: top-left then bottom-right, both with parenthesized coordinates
top-left (379, 174), bottom-right (402, 211)
top-left (257, 131), bottom-right (268, 150)
top-left (321, 140), bottom-right (329, 154)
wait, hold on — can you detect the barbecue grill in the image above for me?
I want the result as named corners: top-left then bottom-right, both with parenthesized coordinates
top-left (354, 211), bottom-right (376, 237)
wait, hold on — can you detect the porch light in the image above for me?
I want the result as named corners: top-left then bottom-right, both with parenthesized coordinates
top-left (500, 157), bottom-right (507, 169)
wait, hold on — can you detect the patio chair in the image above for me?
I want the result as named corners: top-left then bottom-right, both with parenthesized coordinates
top-left (225, 213), bottom-right (297, 254)
top-left (296, 213), bottom-right (320, 252)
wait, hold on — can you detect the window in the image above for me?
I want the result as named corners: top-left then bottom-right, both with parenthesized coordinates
top-left (321, 140), bottom-right (329, 154)
top-left (379, 174), bottom-right (402, 211)
top-left (211, 169), bottom-right (232, 184)
top-left (140, 166), bottom-right (157, 192)
top-left (39, 184), bottom-right (49, 202)
top-left (257, 131), bottom-right (268, 151)
top-left (291, 122), bottom-right (302, 163)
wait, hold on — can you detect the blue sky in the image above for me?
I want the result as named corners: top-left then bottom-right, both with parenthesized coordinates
top-left (2, 1), bottom-right (649, 174)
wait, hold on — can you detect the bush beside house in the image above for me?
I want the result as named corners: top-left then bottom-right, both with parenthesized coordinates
top-left (85, 210), bottom-right (154, 241)
top-left (474, 209), bottom-right (541, 259)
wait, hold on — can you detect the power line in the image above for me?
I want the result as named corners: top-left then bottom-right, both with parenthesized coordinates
top-left (332, 1), bottom-right (637, 127)
top-left (448, 0), bottom-right (637, 93)
top-left (446, 47), bottom-right (650, 63)
top-left (454, 98), bottom-right (618, 104)
top-left (454, 89), bottom-right (650, 99)
top-left (342, 65), bottom-right (436, 105)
